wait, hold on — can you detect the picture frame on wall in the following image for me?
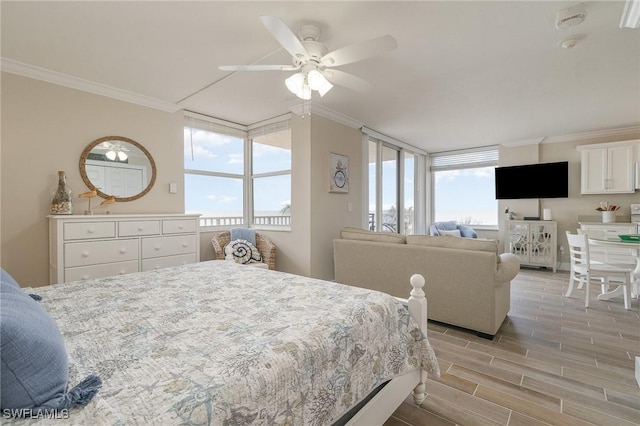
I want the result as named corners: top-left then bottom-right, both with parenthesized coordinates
top-left (329, 152), bottom-right (349, 193)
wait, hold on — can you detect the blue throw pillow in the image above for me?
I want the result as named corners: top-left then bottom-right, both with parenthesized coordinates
top-left (0, 273), bottom-right (102, 417)
top-left (458, 224), bottom-right (478, 238)
top-left (1, 268), bottom-right (20, 289)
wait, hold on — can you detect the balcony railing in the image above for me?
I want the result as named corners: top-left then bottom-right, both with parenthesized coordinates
top-left (200, 215), bottom-right (291, 227)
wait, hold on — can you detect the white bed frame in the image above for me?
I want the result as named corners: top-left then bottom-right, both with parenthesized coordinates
top-left (345, 274), bottom-right (429, 426)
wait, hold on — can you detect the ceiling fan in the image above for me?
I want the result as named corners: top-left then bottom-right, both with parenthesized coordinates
top-left (219, 16), bottom-right (397, 99)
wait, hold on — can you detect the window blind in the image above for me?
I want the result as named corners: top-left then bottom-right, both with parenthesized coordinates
top-left (431, 147), bottom-right (499, 171)
top-left (184, 111), bottom-right (247, 139)
top-left (248, 119), bottom-right (290, 139)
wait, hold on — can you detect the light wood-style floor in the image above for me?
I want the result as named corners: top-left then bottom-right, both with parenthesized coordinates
top-left (386, 268), bottom-right (640, 425)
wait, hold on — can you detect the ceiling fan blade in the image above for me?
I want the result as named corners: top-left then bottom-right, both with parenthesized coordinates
top-left (320, 35), bottom-right (397, 67)
top-left (219, 65), bottom-right (298, 71)
top-left (260, 15), bottom-right (309, 61)
top-left (323, 69), bottom-right (372, 93)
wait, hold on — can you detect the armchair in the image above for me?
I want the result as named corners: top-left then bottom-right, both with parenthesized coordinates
top-left (429, 221), bottom-right (477, 238)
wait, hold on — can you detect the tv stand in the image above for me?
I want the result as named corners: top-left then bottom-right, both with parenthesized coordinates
top-left (505, 220), bottom-right (557, 273)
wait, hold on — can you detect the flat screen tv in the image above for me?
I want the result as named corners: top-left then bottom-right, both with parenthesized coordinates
top-left (495, 161), bottom-right (569, 199)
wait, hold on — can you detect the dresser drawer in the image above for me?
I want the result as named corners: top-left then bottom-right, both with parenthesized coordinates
top-left (64, 221), bottom-right (116, 240)
top-left (142, 235), bottom-right (197, 259)
top-left (162, 219), bottom-right (196, 234)
top-left (119, 220), bottom-right (161, 237)
top-left (65, 260), bottom-right (139, 282)
top-left (65, 239), bottom-right (139, 267)
top-left (142, 253), bottom-right (197, 272)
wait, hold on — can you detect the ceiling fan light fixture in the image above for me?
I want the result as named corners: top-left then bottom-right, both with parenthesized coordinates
top-left (285, 72), bottom-right (305, 94)
top-left (299, 84), bottom-right (312, 100)
top-left (117, 151), bottom-right (128, 161)
top-left (307, 70), bottom-right (333, 96)
top-left (105, 150), bottom-right (117, 161)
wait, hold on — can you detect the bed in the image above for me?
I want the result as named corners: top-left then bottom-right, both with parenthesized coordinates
top-left (2, 260), bottom-right (439, 425)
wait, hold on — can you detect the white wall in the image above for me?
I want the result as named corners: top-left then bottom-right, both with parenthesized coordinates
top-left (1, 73), bottom-right (184, 286)
top-left (309, 115), bottom-right (363, 280)
top-left (200, 114), bottom-right (363, 281)
top-left (4, 72), bottom-right (638, 285)
top-left (499, 131), bottom-right (640, 264)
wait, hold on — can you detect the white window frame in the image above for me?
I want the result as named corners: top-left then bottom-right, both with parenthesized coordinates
top-left (430, 146), bottom-right (499, 229)
top-left (362, 127), bottom-right (427, 235)
top-left (184, 111), bottom-right (292, 231)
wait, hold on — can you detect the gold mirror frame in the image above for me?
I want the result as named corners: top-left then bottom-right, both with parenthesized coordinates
top-left (79, 136), bottom-right (157, 202)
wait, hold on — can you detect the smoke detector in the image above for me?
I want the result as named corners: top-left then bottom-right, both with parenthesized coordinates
top-left (559, 34), bottom-right (585, 48)
top-left (556, 3), bottom-right (587, 29)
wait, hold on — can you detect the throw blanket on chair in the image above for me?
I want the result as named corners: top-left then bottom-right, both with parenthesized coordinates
top-left (230, 228), bottom-right (256, 245)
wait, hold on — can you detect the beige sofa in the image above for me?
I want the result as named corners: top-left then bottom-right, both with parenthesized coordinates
top-left (333, 227), bottom-right (520, 337)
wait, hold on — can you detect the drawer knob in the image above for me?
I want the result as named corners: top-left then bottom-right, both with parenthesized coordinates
top-left (119, 248), bottom-right (127, 254)
top-left (182, 243), bottom-right (188, 248)
top-left (138, 226), bottom-right (144, 231)
top-left (155, 246), bottom-right (161, 251)
top-left (119, 270), bottom-right (126, 275)
top-left (82, 275), bottom-right (90, 280)
top-left (178, 225), bottom-right (184, 229)
top-left (81, 251), bottom-right (90, 257)
top-left (87, 228), bottom-right (95, 234)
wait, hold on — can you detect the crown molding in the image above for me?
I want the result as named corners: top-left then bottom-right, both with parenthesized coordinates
top-left (500, 126), bottom-right (640, 147)
top-left (543, 125), bottom-right (640, 144)
top-left (1, 58), bottom-right (181, 113)
top-left (500, 137), bottom-right (547, 147)
top-left (288, 102), bottom-right (363, 129)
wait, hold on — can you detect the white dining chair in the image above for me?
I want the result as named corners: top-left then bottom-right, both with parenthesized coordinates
top-left (565, 231), bottom-right (633, 310)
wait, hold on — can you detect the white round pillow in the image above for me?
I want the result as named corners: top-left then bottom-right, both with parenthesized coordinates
top-left (224, 239), bottom-right (262, 265)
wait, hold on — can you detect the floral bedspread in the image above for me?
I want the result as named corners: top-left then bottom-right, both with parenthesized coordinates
top-left (13, 261), bottom-right (439, 425)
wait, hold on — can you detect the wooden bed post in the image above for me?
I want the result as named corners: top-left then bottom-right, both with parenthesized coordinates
top-left (408, 274), bottom-right (427, 405)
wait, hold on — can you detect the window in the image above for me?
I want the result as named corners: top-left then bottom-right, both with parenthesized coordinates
top-left (431, 148), bottom-right (499, 226)
top-left (250, 125), bottom-right (291, 226)
top-left (184, 113), bottom-right (291, 228)
top-left (366, 129), bottom-right (426, 235)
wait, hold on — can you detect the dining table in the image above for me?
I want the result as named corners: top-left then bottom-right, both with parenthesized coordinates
top-left (587, 236), bottom-right (640, 302)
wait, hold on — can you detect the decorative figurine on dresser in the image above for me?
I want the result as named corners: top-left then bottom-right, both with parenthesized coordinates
top-left (50, 171), bottom-right (73, 215)
top-left (47, 136), bottom-right (200, 284)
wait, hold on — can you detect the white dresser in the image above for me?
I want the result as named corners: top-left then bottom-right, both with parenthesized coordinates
top-left (48, 214), bottom-right (200, 284)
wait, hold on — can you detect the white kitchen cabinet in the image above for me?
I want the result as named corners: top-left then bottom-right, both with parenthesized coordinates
top-left (506, 220), bottom-right (557, 272)
top-left (48, 214), bottom-right (200, 284)
top-left (578, 141), bottom-right (636, 194)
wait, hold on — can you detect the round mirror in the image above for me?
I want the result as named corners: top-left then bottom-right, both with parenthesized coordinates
top-left (79, 136), bottom-right (156, 202)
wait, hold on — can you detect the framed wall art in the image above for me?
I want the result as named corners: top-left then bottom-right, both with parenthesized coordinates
top-left (329, 152), bottom-right (349, 193)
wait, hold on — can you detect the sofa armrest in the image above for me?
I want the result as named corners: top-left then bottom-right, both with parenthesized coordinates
top-left (495, 253), bottom-right (520, 284)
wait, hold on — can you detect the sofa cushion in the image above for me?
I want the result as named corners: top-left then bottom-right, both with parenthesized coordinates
top-left (340, 227), bottom-right (406, 244)
top-left (438, 229), bottom-right (461, 237)
top-left (406, 235), bottom-right (500, 262)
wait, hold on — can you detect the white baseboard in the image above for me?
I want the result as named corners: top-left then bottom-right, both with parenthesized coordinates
top-left (636, 356), bottom-right (640, 388)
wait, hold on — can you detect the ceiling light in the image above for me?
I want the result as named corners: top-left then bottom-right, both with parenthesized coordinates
top-left (307, 70), bottom-right (333, 97)
top-left (285, 73), bottom-right (305, 94)
top-left (285, 70), bottom-right (333, 100)
top-left (620, 0), bottom-right (640, 28)
top-left (106, 148), bottom-right (128, 161)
